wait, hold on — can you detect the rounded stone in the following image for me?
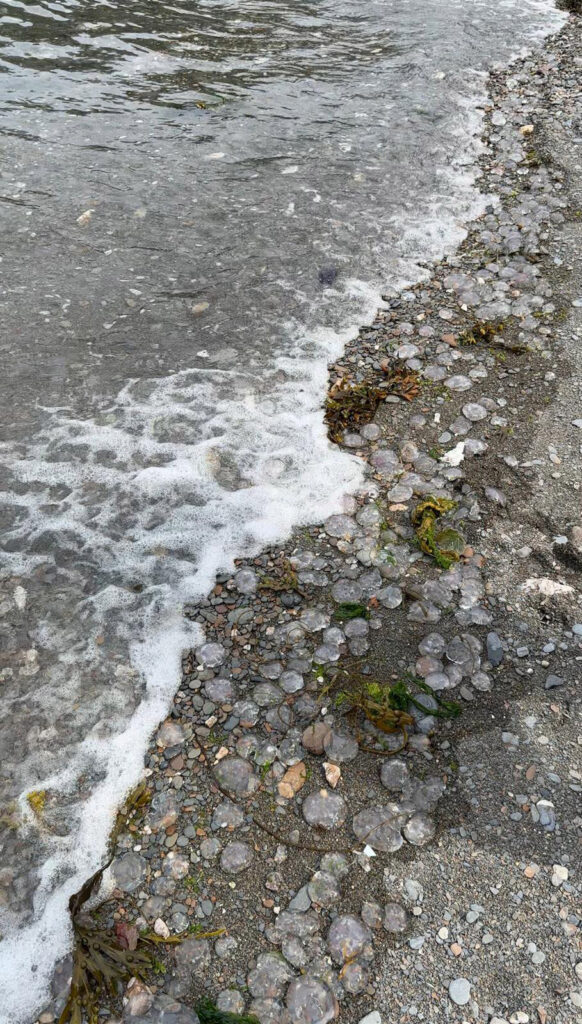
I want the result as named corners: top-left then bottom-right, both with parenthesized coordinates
top-left (211, 800), bottom-right (244, 830)
top-left (196, 642), bottom-right (225, 667)
top-left (320, 852), bottom-right (350, 878)
top-left (174, 936), bottom-right (211, 974)
top-left (249, 999), bottom-right (283, 1024)
top-left (344, 618), bottom-right (369, 638)
top-left (341, 961), bottom-right (368, 994)
top-left (352, 806), bottom-right (404, 852)
top-left (325, 514), bottom-right (358, 539)
top-left (302, 722), bottom-right (332, 755)
top-left (446, 637), bottom-right (471, 665)
top-left (232, 699), bottom-right (260, 727)
top-left (213, 756), bottom-right (258, 797)
top-left (111, 852), bottom-right (147, 893)
top-left (383, 902), bottom-right (408, 934)
top-left (285, 977), bottom-right (338, 1024)
top-left (149, 791), bottom-right (179, 830)
top-left (416, 655), bottom-right (443, 677)
top-left (260, 661), bottom-right (283, 680)
top-left (300, 608), bottom-right (330, 632)
top-left (424, 671), bottom-right (450, 692)
top-left (377, 586), bottom-right (403, 609)
top-left (204, 677), bottom-right (234, 703)
top-left (327, 914), bottom-right (372, 964)
top-left (216, 990), bottom-right (245, 1016)
top-left (361, 901), bottom-right (383, 930)
top-left (252, 682), bottom-right (284, 707)
top-left (220, 841), bottom-right (254, 874)
top-left (280, 670), bottom-right (304, 693)
top-left (403, 812), bottom-right (435, 846)
top-left (200, 838), bottom-right (221, 860)
top-left (323, 729), bottom-right (358, 763)
top-left (449, 978), bottom-right (471, 1006)
top-left (302, 789), bottom-right (347, 829)
top-left (412, 778), bottom-right (445, 811)
top-left (248, 952), bottom-right (292, 998)
top-left (380, 758), bottom-right (410, 791)
top-left (314, 643), bottom-right (340, 663)
top-left (234, 568), bottom-right (257, 594)
top-left (445, 375), bottom-right (472, 391)
top-left (361, 423), bottom-right (381, 440)
top-left (282, 935), bottom-right (308, 968)
top-left (418, 632), bottom-right (446, 657)
top-left (462, 402), bottom-right (487, 421)
top-left (331, 579), bottom-right (363, 604)
top-left (156, 720), bottom-right (185, 748)
top-left (307, 870), bottom-right (341, 908)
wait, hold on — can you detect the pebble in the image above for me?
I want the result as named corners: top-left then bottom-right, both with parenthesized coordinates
top-left (383, 903), bottom-right (408, 933)
top-left (448, 978), bottom-right (471, 1006)
top-left (302, 789), bottom-right (347, 829)
top-left (327, 914), bottom-right (372, 963)
top-left (219, 841), bottom-right (254, 874)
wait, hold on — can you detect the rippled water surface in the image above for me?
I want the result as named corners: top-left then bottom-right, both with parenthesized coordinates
top-left (0, 0), bottom-right (563, 1019)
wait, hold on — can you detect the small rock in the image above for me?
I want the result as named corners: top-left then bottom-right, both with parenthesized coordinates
top-left (545, 674), bottom-right (564, 690)
top-left (285, 977), bottom-right (339, 1024)
top-left (302, 722), bottom-right (332, 755)
top-left (551, 864), bottom-right (568, 886)
top-left (487, 631), bottom-right (504, 667)
top-left (327, 914), bottom-right (373, 964)
top-left (448, 978), bottom-right (471, 1006)
top-left (302, 789), bottom-right (347, 829)
top-left (220, 841), bottom-right (254, 874)
top-left (383, 903), bottom-right (408, 934)
top-left (278, 762), bottom-right (307, 799)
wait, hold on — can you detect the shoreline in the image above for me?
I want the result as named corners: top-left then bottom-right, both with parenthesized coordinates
top-left (43, 13), bottom-right (581, 1024)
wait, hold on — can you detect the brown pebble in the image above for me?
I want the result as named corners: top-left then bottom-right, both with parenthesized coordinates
top-left (302, 722), bottom-right (332, 755)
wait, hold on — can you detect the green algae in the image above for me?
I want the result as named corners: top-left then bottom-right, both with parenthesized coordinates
top-left (411, 497), bottom-right (462, 569)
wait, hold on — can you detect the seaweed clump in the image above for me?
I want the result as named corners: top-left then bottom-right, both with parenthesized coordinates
top-left (335, 673), bottom-right (460, 752)
top-left (325, 366), bottom-right (421, 442)
top-left (27, 790), bottom-right (47, 817)
top-left (197, 998), bottom-right (259, 1023)
top-left (411, 497), bottom-right (464, 569)
top-left (58, 864), bottom-right (158, 1024)
top-left (59, 796), bottom-right (256, 1024)
top-left (333, 602), bottom-right (370, 621)
top-left (458, 321), bottom-right (503, 346)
